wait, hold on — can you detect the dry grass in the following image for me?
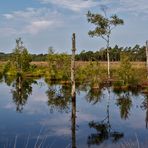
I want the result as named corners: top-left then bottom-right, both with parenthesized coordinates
top-left (0, 61), bottom-right (146, 68)
top-left (32, 61), bottom-right (146, 68)
top-left (31, 61), bottom-right (48, 67)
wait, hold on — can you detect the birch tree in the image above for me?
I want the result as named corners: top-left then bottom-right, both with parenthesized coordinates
top-left (86, 10), bottom-right (124, 79)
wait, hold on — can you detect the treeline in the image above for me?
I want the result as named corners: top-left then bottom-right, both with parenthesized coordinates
top-left (0, 44), bottom-right (146, 61)
top-left (75, 45), bottom-right (146, 61)
top-left (0, 52), bottom-right (47, 61)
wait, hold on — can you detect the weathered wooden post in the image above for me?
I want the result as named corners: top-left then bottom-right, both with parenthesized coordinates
top-left (71, 33), bottom-right (76, 98)
top-left (146, 41), bottom-right (148, 78)
top-left (71, 33), bottom-right (76, 148)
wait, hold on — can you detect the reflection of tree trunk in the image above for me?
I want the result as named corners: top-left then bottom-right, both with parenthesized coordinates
top-left (71, 96), bottom-right (76, 148)
top-left (146, 109), bottom-right (148, 128)
top-left (146, 98), bottom-right (148, 128)
top-left (107, 88), bottom-right (111, 133)
top-left (140, 97), bottom-right (148, 129)
top-left (87, 87), bottom-right (124, 146)
top-left (18, 76), bottom-right (21, 90)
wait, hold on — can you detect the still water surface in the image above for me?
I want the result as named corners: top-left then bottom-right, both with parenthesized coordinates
top-left (0, 77), bottom-right (148, 148)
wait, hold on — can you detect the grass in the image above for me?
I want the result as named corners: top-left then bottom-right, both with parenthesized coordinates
top-left (32, 61), bottom-right (146, 68)
top-left (0, 61), bottom-right (146, 68)
top-left (1, 61), bottom-right (148, 90)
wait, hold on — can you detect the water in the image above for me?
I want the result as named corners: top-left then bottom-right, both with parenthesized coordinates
top-left (0, 76), bottom-right (148, 148)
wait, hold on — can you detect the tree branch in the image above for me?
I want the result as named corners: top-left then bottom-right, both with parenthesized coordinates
top-left (101, 35), bottom-right (108, 42)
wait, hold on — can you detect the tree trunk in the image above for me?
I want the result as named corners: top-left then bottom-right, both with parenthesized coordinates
top-left (107, 37), bottom-right (110, 79)
top-left (71, 33), bottom-right (76, 98)
top-left (107, 49), bottom-right (110, 79)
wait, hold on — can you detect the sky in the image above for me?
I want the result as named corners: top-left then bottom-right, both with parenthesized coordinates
top-left (0, 0), bottom-right (148, 54)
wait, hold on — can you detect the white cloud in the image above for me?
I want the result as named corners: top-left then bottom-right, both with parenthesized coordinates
top-left (39, 0), bottom-right (99, 12)
top-left (119, 0), bottom-right (148, 15)
top-left (3, 14), bottom-right (14, 19)
top-left (39, 0), bottom-right (148, 16)
top-left (2, 8), bottom-right (63, 35)
top-left (0, 27), bottom-right (17, 36)
top-left (2, 0), bottom-right (148, 36)
top-left (25, 20), bottom-right (53, 34)
top-left (109, 0), bottom-right (148, 16)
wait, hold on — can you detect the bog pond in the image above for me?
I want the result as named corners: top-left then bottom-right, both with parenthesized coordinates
top-left (0, 77), bottom-right (148, 148)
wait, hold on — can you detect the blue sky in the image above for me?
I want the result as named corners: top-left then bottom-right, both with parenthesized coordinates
top-left (0, 0), bottom-right (148, 54)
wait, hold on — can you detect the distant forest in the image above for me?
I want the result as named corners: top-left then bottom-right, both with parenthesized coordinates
top-left (0, 44), bottom-right (146, 61)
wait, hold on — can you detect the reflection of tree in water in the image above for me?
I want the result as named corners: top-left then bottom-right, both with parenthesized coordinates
top-left (4, 75), bottom-right (16, 86)
top-left (71, 95), bottom-right (76, 148)
top-left (141, 95), bottom-right (148, 128)
top-left (87, 88), bottom-right (124, 146)
top-left (46, 81), bottom-right (77, 146)
top-left (11, 74), bottom-right (36, 112)
top-left (0, 72), bottom-right (3, 83)
top-left (116, 93), bottom-right (132, 120)
top-left (86, 87), bottom-right (102, 104)
top-left (46, 84), bottom-right (71, 113)
top-left (113, 87), bottom-right (140, 98)
top-left (88, 121), bottom-right (123, 146)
